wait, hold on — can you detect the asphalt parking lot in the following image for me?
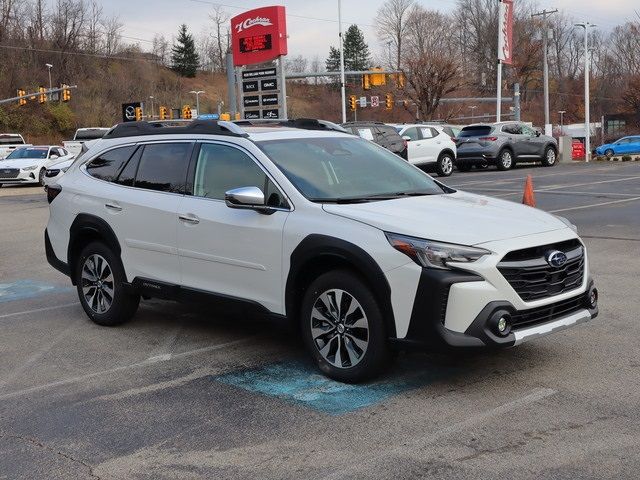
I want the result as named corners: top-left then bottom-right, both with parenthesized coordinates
top-left (1, 160), bottom-right (639, 479)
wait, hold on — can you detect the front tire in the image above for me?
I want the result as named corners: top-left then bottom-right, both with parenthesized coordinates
top-left (604, 149), bottom-right (614, 158)
top-left (436, 152), bottom-right (454, 177)
top-left (542, 146), bottom-right (557, 167)
top-left (300, 270), bottom-right (391, 383)
top-left (75, 241), bottom-right (139, 326)
top-left (496, 149), bottom-right (514, 170)
top-left (38, 168), bottom-right (46, 186)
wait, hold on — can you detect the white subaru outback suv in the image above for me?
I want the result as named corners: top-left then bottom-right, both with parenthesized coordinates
top-left (45, 119), bottom-right (598, 382)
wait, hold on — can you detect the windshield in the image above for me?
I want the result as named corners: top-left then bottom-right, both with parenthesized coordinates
top-left (74, 129), bottom-right (108, 140)
top-left (0, 135), bottom-right (24, 145)
top-left (5, 147), bottom-right (48, 159)
top-left (459, 126), bottom-right (493, 137)
top-left (258, 136), bottom-right (448, 202)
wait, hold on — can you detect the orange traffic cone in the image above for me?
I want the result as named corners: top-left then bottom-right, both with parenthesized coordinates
top-left (522, 175), bottom-right (536, 207)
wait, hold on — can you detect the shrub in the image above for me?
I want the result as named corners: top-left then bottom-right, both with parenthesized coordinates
top-left (621, 155), bottom-right (632, 162)
top-left (594, 155), bottom-right (605, 161)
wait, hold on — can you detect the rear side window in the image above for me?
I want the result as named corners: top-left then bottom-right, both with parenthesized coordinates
top-left (376, 126), bottom-right (398, 138)
top-left (134, 143), bottom-right (192, 193)
top-left (86, 146), bottom-right (136, 182)
top-left (459, 126), bottom-right (493, 137)
top-left (355, 128), bottom-right (375, 141)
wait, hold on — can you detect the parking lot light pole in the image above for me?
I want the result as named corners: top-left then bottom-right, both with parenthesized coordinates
top-left (469, 105), bottom-right (477, 122)
top-left (575, 22), bottom-right (596, 162)
top-left (148, 96), bottom-right (155, 120)
top-left (338, 0), bottom-right (346, 124)
top-left (190, 90), bottom-right (204, 115)
top-left (45, 63), bottom-right (53, 101)
top-left (558, 110), bottom-right (566, 133)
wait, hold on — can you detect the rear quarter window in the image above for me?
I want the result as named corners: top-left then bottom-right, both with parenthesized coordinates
top-left (85, 146), bottom-right (137, 182)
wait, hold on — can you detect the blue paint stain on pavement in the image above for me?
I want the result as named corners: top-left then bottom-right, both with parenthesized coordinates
top-left (215, 360), bottom-right (455, 415)
top-left (0, 280), bottom-right (74, 303)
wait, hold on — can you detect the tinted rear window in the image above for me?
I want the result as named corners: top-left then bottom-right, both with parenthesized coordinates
top-left (134, 143), bottom-right (192, 193)
top-left (86, 146), bottom-right (137, 182)
top-left (0, 135), bottom-right (24, 145)
top-left (459, 126), bottom-right (493, 137)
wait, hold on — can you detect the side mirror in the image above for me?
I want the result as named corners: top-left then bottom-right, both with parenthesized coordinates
top-left (225, 186), bottom-right (265, 209)
top-left (402, 136), bottom-right (412, 141)
top-left (50, 154), bottom-right (59, 160)
top-left (535, 131), bottom-right (541, 137)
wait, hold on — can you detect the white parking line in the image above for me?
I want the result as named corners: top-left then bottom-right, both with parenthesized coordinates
top-left (0, 337), bottom-right (252, 401)
top-left (0, 302), bottom-right (80, 320)
top-left (324, 387), bottom-right (557, 480)
top-left (549, 197), bottom-right (640, 213)
top-left (466, 188), bottom-right (640, 198)
top-left (448, 166), bottom-right (627, 187)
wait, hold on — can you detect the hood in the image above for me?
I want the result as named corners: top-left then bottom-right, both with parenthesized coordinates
top-left (0, 157), bottom-right (46, 169)
top-left (322, 191), bottom-right (568, 246)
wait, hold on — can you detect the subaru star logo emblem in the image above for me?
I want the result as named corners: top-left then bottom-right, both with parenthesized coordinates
top-left (546, 250), bottom-right (568, 268)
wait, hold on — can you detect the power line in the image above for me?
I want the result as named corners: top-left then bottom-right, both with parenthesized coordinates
top-left (0, 44), bottom-right (157, 63)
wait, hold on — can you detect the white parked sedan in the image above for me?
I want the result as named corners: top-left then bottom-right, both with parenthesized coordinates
top-left (0, 146), bottom-right (74, 187)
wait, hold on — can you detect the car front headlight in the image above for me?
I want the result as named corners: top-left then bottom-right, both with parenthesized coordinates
top-left (22, 165), bottom-right (38, 171)
top-left (385, 232), bottom-right (490, 270)
top-left (555, 215), bottom-right (578, 233)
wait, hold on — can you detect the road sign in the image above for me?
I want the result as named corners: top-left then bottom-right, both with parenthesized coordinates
top-left (242, 68), bottom-right (277, 79)
top-left (371, 96), bottom-right (380, 107)
top-left (359, 96), bottom-right (367, 108)
top-left (198, 113), bottom-right (220, 120)
top-left (122, 102), bottom-right (142, 122)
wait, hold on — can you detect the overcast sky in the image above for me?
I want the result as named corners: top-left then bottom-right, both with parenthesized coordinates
top-left (108, 0), bottom-right (638, 60)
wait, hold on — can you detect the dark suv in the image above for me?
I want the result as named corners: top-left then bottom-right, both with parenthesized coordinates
top-left (342, 122), bottom-right (407, 159)
top-left (456, 122), bottom-right (558, 171)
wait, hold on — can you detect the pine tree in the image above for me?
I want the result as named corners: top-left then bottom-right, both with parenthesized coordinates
top-left (171, 24), bottom-right (200, 78)
top-left (325, 25), bottom-right (371, 72)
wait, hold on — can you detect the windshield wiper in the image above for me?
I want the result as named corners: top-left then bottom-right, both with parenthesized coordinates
top-left (311, 191), bottom-right (437, 204)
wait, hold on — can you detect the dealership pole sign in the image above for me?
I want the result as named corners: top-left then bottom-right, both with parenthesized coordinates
top-left (231, 6), bottom-right (288, 120)
top-left (498, 0), bottom-right (514, 65)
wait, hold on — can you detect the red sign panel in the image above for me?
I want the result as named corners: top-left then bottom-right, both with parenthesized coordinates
top-left (498, 0), bottom-right (514, 65)
top-left (231, 6), bottom-right (287, 67)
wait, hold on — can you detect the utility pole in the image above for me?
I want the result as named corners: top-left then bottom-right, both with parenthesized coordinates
top-left (532, 9), bottom-right (557, 134)
top-left (45, 63), bottom-right (53, 101)
top-left (338, 0), bottom-right (346, 123)
top-left (575, 22), bottom-right (596, 162)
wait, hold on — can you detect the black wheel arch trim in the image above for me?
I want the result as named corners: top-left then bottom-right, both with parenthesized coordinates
top-left (45, 229), bottom-right (70, 277)
top-left (286, 234), bottom-right (397, 338)
top-left (67, 214), bottom-right (122, 285)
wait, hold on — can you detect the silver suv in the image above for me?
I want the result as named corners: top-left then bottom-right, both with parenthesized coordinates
top-left (456, 122), bottom-right (558, 171)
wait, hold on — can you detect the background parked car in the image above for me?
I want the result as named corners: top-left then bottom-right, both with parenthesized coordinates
top-left (422, 122), bottom-right (463, 141)
top-left (342, 121), bottom-right (407, 159)
top-left (0, 133), bottom-right (31, 159)
top-left (595, 135), bottom-right (640, 158)
top-left (0, 146), bottom-right (73, 186)
top-left (392, 124), bottom-right (457, 176)
top-left (455, 122), bottom-right (558, 171)
top-left (63, 127), bottom-right (109, 158)
top-left (43, 139), bottom-right (97, 188)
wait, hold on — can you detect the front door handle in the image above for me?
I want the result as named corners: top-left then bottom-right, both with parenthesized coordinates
top-left (105, 202), bottom-right (122, 212)
top-left (179, 213), bottom-right (200, 225)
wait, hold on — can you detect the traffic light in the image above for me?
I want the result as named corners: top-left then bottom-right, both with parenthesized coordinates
top-left (38, 86), bottom-right (47, 104)
top-left (61, 85), bottom-right (71, 102)
top-left (182, 105), bottom-right (192, 119)
top-left (362, 74), bottom-right (371, 90)
top-left (348, 95), bottom-right (357, 111)
top-left (159, 106), bottom-right (168, 120)
top-left (385, 93), bottom-right (393, 110)
top-left (17, 89), bottom-right (26, 106)
top-left (134, 106), bottom-right (142, 121)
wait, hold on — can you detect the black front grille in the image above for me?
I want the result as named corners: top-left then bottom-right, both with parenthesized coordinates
top-left (511, 294), bottom-right (585, 330)
top-left (0, 168), bottom-right (19, 179)
top-left (498, 240), bottom-right (585, 301)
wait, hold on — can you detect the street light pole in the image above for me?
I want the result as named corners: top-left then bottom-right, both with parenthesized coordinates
top-left (189, 90), bottom-right (205, 115)
top-left (469, 105), bottom-right (477, 122)
top-left (148, 96), bottom-right (155, 120)
top-left (575, 22), bottom-right (596, 162)
top-left (45, 63), bottom-right (53, 101)
top-left (558, 110), bottom-right (566, 133)
top-left (338, 0), bottom-right (346, 124)
top-left (532, 9), bottom-right (558, 133)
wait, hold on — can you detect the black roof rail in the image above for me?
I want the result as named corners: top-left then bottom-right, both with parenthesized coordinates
top-left (341, 121), bottom-right (386, 126)
top-left (103, 120), bottom-right (248, 139)
top-left (233, 118), bottom-right (348, 133)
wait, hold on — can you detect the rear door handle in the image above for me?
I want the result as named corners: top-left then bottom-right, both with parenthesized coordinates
top-left (179, 213), bottom-right (200, 225)
top-left (105, 202), bottom-right (122, 212)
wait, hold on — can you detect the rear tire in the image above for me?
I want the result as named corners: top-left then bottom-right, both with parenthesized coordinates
top-left (496, 149), bottom-right (514, 170)
top-left (75, 241), bottom-right (139, 326)
top-left (541, 146), bottom-right (557, 167)
top-left (436, 152), bottom-right (454, 177)
top-left (300, 270), bottom-right (391, 383)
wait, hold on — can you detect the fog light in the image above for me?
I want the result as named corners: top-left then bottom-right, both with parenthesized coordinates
top-left (488, 310), bottom-right (512, 337)
top-left (588, 288), bottom-right (598, 309)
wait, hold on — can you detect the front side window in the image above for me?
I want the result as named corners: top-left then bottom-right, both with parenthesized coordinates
top-left (258, 136), bottom-right (448, 202)
top-left (402, 127), bottom-right (419, 141)
top-left (193, 143), bottom-right (288, 208)
top-left (134, 143), bottom-right (192, 193)
top-left (85, 145), bottom-right (136, 181)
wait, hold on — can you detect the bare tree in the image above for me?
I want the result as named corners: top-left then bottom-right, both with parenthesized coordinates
top-left (375, 0), bottom-right (414, 70)
top-left (152, 33), bottom-right (169, 65)
top-left (209, 6), bottom-right (230, 71)
top-left (102, 15), bottom-right (122, 55)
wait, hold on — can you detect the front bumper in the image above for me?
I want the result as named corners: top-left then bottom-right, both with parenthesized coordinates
top-left (391, 267), bottom-right (597, 350)
top-left (0, 169), bottom-right (39, 184)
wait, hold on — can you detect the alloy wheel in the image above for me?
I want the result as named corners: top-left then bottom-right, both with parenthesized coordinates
top-left (501, 151), bottom-right (513, 169)
top-left (440, 156), bottom-right (453, 175)
top-left (546, 149), bottom-right (556, 165)
top-left (81, 254), bottom-right (114, 314)
top-left (310, 289), bottom-right (369, 369)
